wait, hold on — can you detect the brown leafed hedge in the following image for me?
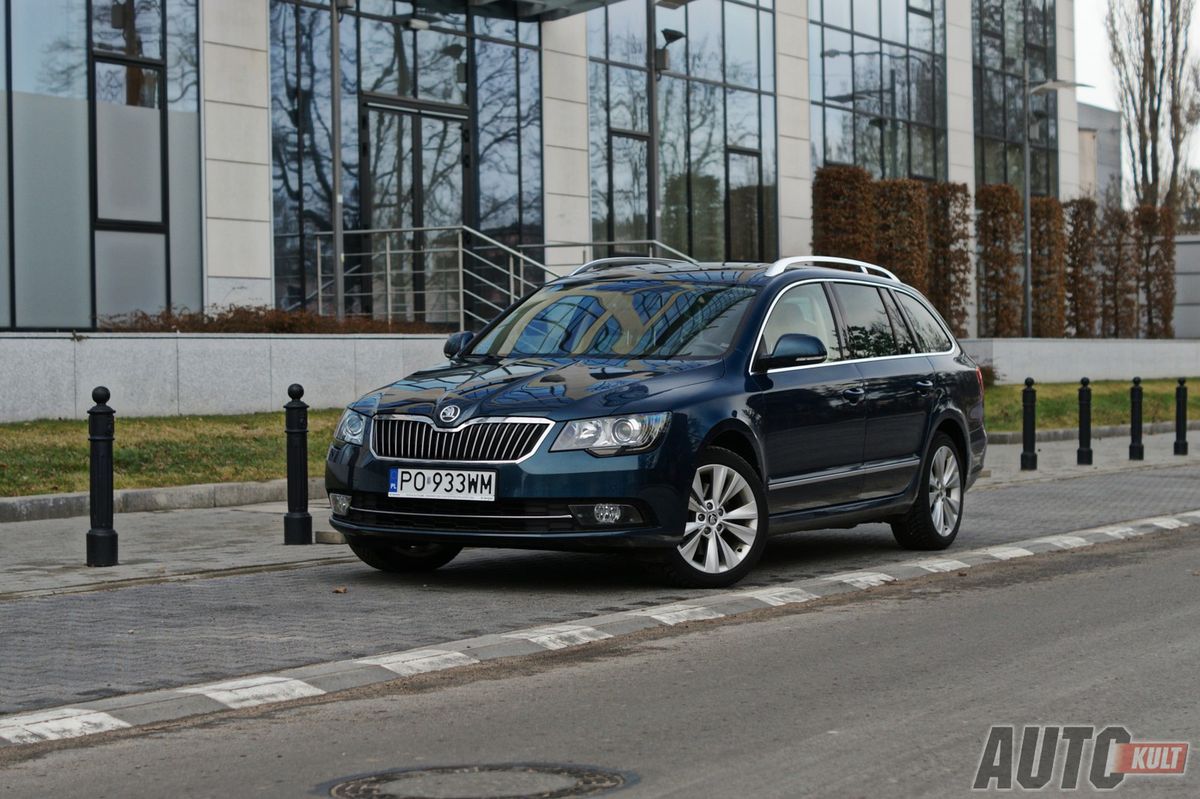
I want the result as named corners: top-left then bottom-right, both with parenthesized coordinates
top-left (925, 182), bottom-right (973, 337)
top-left (100, 307), bottom-right (449, 335)
top-left (874, 179), bottom-right (929, 293)
top-left (975, 184), bottom-right (1024, 337)
top-left (1030, 196), bottom-right (1066, 338)
top-left (1097, 203), bottom-right (1138, 337)
top-left (1132, 205), bottom-right (1177, 338)
top-left (812, 165), bottom-right (877, 261)
top-left (1063, 197), bottom-right (1100, 337)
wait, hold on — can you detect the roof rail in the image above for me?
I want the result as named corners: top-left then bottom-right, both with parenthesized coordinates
top-left (568, 256), bottom-right (690, 276)
top-left (764, 255), bottom-right (901, 282)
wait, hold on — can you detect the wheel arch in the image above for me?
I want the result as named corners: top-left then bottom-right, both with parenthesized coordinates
top-left (699, 419), bottom-right (764, 479)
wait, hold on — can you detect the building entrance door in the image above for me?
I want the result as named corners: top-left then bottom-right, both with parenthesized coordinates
top-left (362, 102), bottom-right (467, 323)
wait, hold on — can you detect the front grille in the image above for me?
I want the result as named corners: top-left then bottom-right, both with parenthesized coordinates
top-left (371, 416), bottom-right (550, 462)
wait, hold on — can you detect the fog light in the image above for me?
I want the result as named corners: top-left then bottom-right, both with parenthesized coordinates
top-left (570, 503), bottom-right (644, 527)
top-left (329, 493), bottom-right (351, 516)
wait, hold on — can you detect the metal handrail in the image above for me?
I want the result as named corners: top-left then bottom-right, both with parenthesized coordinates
top-left (764, 255), bottom-right (901, 281)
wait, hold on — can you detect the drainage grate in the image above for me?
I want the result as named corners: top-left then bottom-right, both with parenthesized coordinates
top-left (327, 764), bottom-right (631, 799)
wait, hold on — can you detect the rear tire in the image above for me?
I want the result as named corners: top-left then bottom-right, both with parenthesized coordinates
top-left (891, 432), bottom-right (964, 551)
top-left (347, 539), bottom-right (462, 573)
top-left (659, 447), bottom-right (768, 588)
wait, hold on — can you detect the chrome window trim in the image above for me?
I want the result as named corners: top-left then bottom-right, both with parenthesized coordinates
top-left (768, 456), bottom-right (921, 491)
top-left (368, 415), bottom-right (556, 465)
top-left (750, 277), bottom-right (958, 376)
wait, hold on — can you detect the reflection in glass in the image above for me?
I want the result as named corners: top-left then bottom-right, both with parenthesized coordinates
top-left (475, 40), bottom-right (519, 233)
top-left (658, 75), bottom-right (688, 254)
top-left (589, 62), bottom-right (609, 244)
top-left (609, 66), bottom-right (649, 132)
top-left (360, 17), bottom-right (414, 97)
top-left (687, 0), bottom-right (722, 81)
top-left (728, 153), bottom-right (760, 261)
top-left (417, 30), bottom-right (466, 105)
top-left (834, 283), bottom-right (901, 359)
top-left (724, 2), bottom-right (757, 88)
top-left (92, 0), bottom-right (163, 60)
top-left (611, 136), bottom-right (649, 242)
top-left (726, 89), bottom-right (759, 149)
top-left (690, 81), bottom-right (725, 260)
top-left (607, 0), bottom-right (647, 66)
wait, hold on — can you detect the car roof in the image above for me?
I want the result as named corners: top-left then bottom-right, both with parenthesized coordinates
top-left (551, 260), bottom-right (906, 289)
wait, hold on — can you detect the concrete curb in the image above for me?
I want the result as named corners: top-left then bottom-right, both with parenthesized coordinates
top-left (3, 509), bottom-right (1196, 748)
top-left (0, 478), bottom-right (327, 524)
top-left (986, 419), bottom-right (1200, 445)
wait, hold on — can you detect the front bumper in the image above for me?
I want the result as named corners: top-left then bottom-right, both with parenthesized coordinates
top-left (325, 418), bottom-right (692, 552)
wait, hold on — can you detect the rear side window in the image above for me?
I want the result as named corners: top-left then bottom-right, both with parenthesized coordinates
top-left (831, 283), bottom-right (906, 359)
top-left (894, 292), bottom-right (953, 353)
top-left (760, 283), bottom-right (844, 361)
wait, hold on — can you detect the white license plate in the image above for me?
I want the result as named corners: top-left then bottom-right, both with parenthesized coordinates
top-left (388, 468), bottom-right (496, 502)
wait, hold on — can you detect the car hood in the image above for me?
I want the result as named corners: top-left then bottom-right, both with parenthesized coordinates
top-left (353, 356), bottom-right (724, 422)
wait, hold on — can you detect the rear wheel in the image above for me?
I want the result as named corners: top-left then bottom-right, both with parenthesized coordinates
top-left (891, 432), bottom-right (963, 550)
top-left (347, 539), bottom-right (462, 573)
top-left (660, 447), bottom-right (768, 588)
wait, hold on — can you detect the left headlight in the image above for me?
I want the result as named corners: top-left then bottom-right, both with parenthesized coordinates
top-left (334, 409), bottom-right (367, 446)
top-left (551, 412), bottom-right (670, 456)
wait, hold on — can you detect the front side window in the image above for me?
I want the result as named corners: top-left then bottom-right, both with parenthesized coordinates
top-left (470, 280), bottom-right (758, 359)
top-left (759, 283), bottom-right (843, 361)
top-left (895, 291), bottom-right (953, 352)
top-left (831, 282), bottom-right (904, 359)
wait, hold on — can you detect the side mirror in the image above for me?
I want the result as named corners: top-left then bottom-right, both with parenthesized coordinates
top-left (759, 333), bottom-right (827, 371)
top-left (444, 330), bottom-right (475, 359)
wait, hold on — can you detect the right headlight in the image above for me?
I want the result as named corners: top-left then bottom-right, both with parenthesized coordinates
top-left (334, 408), bottom-right (367, 446)
top-left (551, 412), bottom-right (670, 456)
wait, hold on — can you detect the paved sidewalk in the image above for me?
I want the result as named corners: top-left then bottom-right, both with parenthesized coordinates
top-left (981, 429), bottom-right (1193, 486)
top-left (0, 434), bottom-right (1197, 714)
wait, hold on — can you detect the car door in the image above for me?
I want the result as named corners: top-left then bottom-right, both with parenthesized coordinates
top-left (829, 282), bottom-right (934, 499)
top-left (746, 282), bottom-right (868, 512)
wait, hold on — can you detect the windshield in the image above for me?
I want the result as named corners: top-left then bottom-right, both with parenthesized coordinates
top-left (468, 279), bottom-right (759, 359)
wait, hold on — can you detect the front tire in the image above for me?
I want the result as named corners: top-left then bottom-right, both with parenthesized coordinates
top-left (660, 447), bottom-right (768, 588)
top-left (347, 538), bottom-right (462, 573)
top-left (891, 432), bottom-right (964, 550)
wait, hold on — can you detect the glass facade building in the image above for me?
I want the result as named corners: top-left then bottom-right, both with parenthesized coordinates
top-left (586, 0), bottom-right (778, 262)
top-left (0, 0), bottom-right (201, 329)
top-left (0, 0), bottom-right (1076, 331)
top-left (807, 0), bottom-right (948, 181)
top-left (971, 0), bottom-right (1058, 196)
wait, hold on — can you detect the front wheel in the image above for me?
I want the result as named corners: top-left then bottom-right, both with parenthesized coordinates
top-left (347, 539), bottom-right (463, 573)
top-left (659, 447), bottom-right (768, 588)
top-left (891, 432), bottom-right (964, 550)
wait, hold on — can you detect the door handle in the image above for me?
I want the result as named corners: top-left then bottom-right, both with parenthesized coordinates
top-left (915, 379), bottom-right (935, 393)
top-left (842, 387), bottom-right (866, 404)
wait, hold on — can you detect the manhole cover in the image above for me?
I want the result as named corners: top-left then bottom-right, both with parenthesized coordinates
top-left (327, 764), bottom-right (631, 799)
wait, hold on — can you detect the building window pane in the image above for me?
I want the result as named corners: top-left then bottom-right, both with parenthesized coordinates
top-left (589, 62), bottom-right (609, 244)
top-left (475, 40), bottom-right (519, 234)
top-left (609, 66), bottom-right (649, 133)
top-left (94, 231), bottom-right (167, 319)
top-left (416, 30), bottom-right (466, 105)
top-left (823, 29), bottom-right (852, 105)
top-left (688, 0), bottom-right (723, 80)
top-left (759, 11), bottom-right (774, 92)
top-left (608, 0), bottom-right (647, 66)
top-left (825, 106), bottom-right (853, 163)
top-left (881, 0), bottom-right (906, 43)
top-left (611, 136), bottom-right (649, 242)
top-left (95, 62), bottom-right (163, 223)
top-left (726, 88), bottom-right (759, 150)
top-left (360, 18), bottom-right (413, 97)
top-left (853, 0), bottom-right (879, 37)
top-left (724, 2), bottom-right (757, 88)
top-left (690, 81), bottom-right (725, 259)
top-left (728, 152), bottom-right (760, 261)
top-left (658, 75), bottom-right (689, 254)
top-left (92, 0), bottom-right (164, 60)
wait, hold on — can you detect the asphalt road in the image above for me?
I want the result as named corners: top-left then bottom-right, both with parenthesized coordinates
top-left (3, 463), bottom-right (1200, 713)
top-left (2, 529), bottom-right (1198, 798)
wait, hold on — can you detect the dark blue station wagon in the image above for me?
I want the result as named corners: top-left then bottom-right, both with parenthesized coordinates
top-left (326, 256), bottom-right (987, 587)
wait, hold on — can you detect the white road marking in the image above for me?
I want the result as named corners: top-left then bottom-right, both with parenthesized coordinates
top-left (827, 571), bottom-right (895, 589)
top-left (501, 624), bottom-right (613, 650)
top-left (178, 676), bottom-right (325, 709)
top-left (916, 558), bottom-right (971, 573)
top-left (636, 603), bottom-right (725, 625)
top-left (1150, 517), bottom-right (1187, 529)
top-left (738, 586), bottom-right (820, 606)
top-left (356, 649), bottom-right (479, 675)
top-left (1094, 526), bottom-right (1138, 539)
top-left (982, 546), bottom-right (1035, 560)
top-left (1032, 535), bottom-right (1093, 549)
top-left (0, 708), bottom-right (130, 744)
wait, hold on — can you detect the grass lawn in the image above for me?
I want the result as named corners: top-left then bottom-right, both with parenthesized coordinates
top-left (0, 379), bottom-right (1195, 497)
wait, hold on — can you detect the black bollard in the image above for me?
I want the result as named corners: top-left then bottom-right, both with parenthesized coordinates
top-left (1021, 377), bottom-right (1037, 471)
top-left (1175, 378), bottom-right (1189, 456)
top-left (86, 386), bottom-right (118, 567)
top-left (1129, 377), bottom-right (1144, 461)
top-left (1077, 377), bottom-right (1093, 466)
top-left (284, 383), bottom-right (313, 545)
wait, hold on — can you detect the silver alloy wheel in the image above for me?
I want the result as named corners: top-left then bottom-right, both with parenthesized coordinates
top-left (678, 463), bottom-right (760, 573)
top-left (928, 445), bottom-right (962, 537)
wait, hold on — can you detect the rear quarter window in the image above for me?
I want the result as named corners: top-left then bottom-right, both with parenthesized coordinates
top-left (894, 292), bottom-right (953, 353)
